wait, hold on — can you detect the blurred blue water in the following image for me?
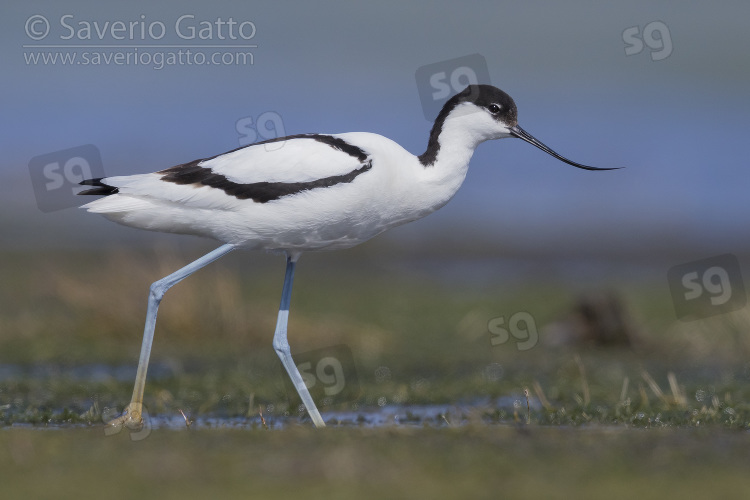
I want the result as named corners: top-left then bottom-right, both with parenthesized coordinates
top-left (2, 2), bottom-right (749, 261)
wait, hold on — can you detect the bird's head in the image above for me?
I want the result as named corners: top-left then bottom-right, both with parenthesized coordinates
top-left (435, 84), bottom-right (618, 171)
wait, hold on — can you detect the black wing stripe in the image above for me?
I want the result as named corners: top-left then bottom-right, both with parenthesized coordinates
top-left (160, 160), bottom-right (373, 203)
top-left (78, 134), bottom-right (370, 199)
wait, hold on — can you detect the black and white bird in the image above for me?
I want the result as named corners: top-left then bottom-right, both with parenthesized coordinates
top-left (79, 84), bottom-right (617, 429)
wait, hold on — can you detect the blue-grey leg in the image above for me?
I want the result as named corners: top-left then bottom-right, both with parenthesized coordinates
top-left (107, 243), bottom-right (236, 431)
top-left (273, 254), bottom-right (326, 428)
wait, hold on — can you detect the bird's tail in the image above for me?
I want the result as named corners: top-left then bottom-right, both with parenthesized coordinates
top-left (78, 178), bottom-right (119, 196)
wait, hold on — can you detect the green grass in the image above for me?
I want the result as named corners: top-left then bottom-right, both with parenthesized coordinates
top-left (2, 247), bottom-right (750, 496)
top-left (2, 247), bottom-right (750, 426)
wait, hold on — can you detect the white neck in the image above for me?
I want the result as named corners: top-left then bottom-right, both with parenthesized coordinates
top-left (414, 107), bottom-right (494, 212)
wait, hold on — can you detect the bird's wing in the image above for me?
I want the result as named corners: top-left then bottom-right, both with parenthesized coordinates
top-left (84, 134), bottom-right (373, 209)
top-left (200, 134), bottom-right (370, 183)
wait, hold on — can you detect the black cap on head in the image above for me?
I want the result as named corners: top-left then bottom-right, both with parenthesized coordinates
top-left (435, 84), bottom-right (518, 128)
top-left (452, 84), bottom-right (518, 126)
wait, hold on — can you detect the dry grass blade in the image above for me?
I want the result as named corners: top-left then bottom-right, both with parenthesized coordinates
top-left (619, 376), bottom-right (630, 403)
top-left (524, 388), bottom-right (530, 424)
top-left (259, 406), bottom-right (268, 430)
top-left (532, 380), bottom-right (553, 411)
top-left (178, 409), bottom-right (192, 429)
top-left (641, 370), bottom-right (668, 405)
top-left (667, 371), bottom-right (688, 408)
top-left (638, 383), bottom-right (650, 409)
top-left (574, 354), bottom-right (590, 407)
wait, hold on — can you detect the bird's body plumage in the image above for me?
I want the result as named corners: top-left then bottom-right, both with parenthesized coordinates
top-left (82, 128), bottom-right (475, 252)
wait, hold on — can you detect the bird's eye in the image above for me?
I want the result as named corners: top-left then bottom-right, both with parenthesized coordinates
top-left (488, 104), bottom-right (501, 114)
